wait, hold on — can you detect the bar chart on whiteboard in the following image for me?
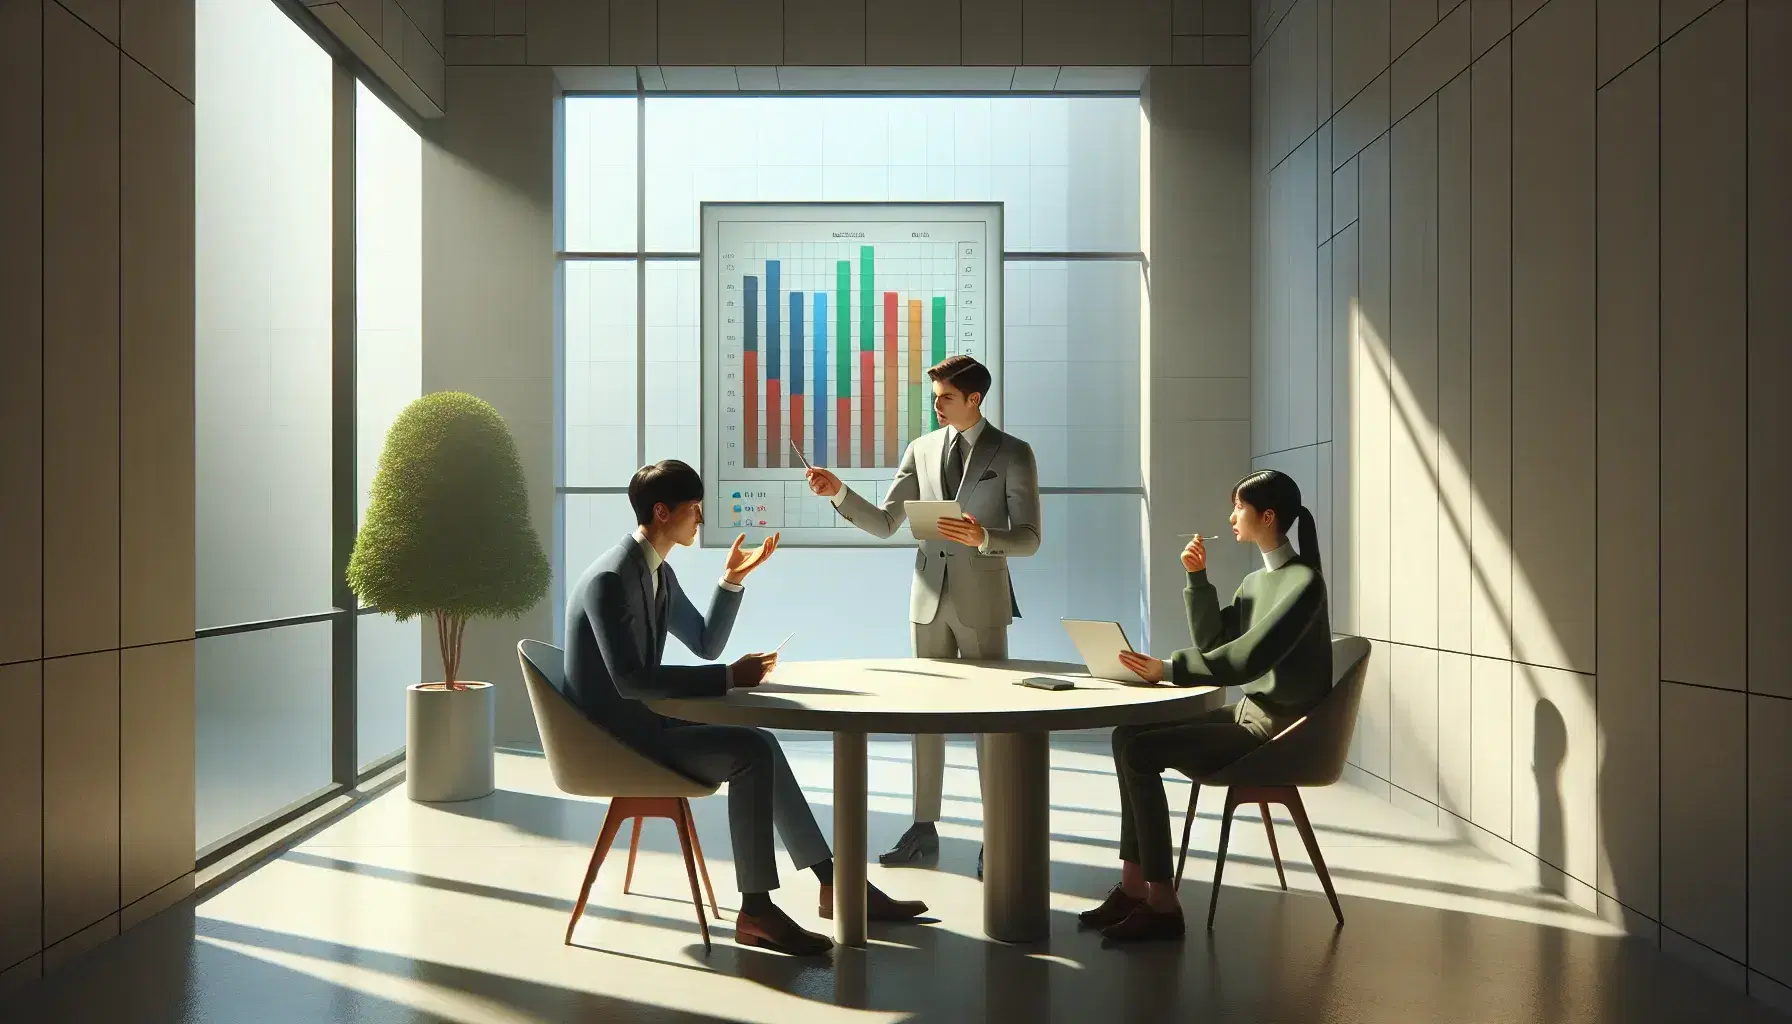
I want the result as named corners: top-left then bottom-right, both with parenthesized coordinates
top-left (700, 203), bottom-right (1003, 547)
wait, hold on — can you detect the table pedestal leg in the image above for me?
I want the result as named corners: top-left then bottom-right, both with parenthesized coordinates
top-left (981, 730), bottom-right (1051, 942)
top-left (833, 729), bottom-right (868, 948)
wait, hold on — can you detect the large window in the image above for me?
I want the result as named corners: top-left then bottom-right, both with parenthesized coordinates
top-left (560, 95), bottom-right (1144, 663)
top-left (195, 0), bottom-right (335, 852)
top-left (196, 1), bottom-right (422, 855)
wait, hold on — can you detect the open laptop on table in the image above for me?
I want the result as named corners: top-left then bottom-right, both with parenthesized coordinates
top-left (1059, 618), bottom-right (1150, 684)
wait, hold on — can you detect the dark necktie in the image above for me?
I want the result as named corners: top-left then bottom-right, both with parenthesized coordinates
top-left (943, 434), bottom-right (966, 500)
top-left (652, 565), bottom-right (669, 662)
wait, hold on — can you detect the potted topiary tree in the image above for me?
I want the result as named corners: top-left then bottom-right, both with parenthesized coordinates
top-left (349, 391), bottom-right (550, 802)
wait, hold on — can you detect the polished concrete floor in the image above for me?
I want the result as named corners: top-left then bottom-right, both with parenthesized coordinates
top-left (2, 739), bottom-right (1784, 1023)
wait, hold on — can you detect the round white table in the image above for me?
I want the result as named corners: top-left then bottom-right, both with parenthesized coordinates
top-left (650, 657), bottom-right (1223, 946)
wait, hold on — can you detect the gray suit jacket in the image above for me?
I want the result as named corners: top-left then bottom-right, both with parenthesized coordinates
top-left (835, 422), bottom-right (1041, 627)
top-left (561, 536), bottom-right (744, 757)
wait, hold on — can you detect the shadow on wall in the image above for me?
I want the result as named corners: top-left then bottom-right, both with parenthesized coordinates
top-left (1533, 699), bottom-right (1568, 897)
top-left (1345, 301), bottom-right (1611, 915)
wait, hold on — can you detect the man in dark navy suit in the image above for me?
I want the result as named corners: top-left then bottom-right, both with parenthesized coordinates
top-left (563, 459), bottom-right (924, 956)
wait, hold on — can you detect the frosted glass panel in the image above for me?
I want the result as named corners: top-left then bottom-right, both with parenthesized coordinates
top-left (645, 262), bottom-right (701, 468)
top-left (195, 0), bottom-right (333, 628)
top-left (358, 612), bottom-right (419, 768)
top-left (563, 494), bottom-right (639, 590)
top-left (563, 97), bottom-right (639, 252)
top-left (354, 81), bottom-right (423, 769)
top-left (196, 622), bottom-right (333, 850)
top-left (1003, 261), bottom-right (1142, 488)
top-left (561, 495), bottom-right (1141, 666)
top-left (356, 80), bottom-right (423, 524)
top-left (1005, 494), bottom-right (1144, 662)
top-left (643, 97), bottom-right (1141, 253)
top-left (564, 261), bottom-right (639, 486)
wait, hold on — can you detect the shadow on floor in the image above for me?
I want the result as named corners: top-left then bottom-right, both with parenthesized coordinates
top-left (0, 907), bottom-right (741, 1024)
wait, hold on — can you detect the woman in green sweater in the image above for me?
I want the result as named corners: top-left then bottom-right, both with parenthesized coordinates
top-left (1083, 469), bottom-right (1332, 941)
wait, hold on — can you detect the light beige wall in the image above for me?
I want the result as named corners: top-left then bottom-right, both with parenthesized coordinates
top-left (1251, 0), bottom-right (1792, 1009)
top-left (0, 0), bottom-right (196, 988)
top-left (420, 65), bottom-right (559, 746)
top-left (1141, 65), bottom-right (1256, 654)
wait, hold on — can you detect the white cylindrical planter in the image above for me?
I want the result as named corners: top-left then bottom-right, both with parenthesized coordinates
top-left (406, 681), bottom-right (496, 802)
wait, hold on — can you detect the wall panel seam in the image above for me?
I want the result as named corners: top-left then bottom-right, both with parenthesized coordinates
top-left (122, 49), bottom-right (190, 106)
top-left (39, 0), bottom-right (47, 960)
top-left (1741, 0), bottom-right (1750, 974)
top-left (117, 15), bottom-right (125, 924)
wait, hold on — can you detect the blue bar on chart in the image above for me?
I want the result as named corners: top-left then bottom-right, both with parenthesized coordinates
top-left (789, 290), bottom-right (804, 468)
top-left (812, 293), bottom-right (828, 466)
top-left (766, 260), bottom-right (781, 467)
top-left (743, 275), bottom-right (759, 468)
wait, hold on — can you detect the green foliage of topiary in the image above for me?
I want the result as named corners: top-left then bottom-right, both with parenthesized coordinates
top-left (348, 391), bottom-right (549, 685)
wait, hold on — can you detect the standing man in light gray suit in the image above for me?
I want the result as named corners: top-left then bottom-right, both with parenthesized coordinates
top-left (803, 355), bottom-right (1042, 870)
top-left (564, 460), bottom-right (926, 957)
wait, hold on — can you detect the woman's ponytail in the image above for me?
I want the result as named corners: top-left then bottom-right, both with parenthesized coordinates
top-left (1295, 504), bottom-right (1322, 575)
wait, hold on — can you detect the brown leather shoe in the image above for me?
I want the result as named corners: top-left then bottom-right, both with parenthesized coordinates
top-left (818, 883), bottom-right (929, 922)
top-left (734, 905), bottom-right (834, 956)
top-left (1077, 884), bottom-right (1145, 930)
top-left (1101, 903), bottom-right (1187, 942)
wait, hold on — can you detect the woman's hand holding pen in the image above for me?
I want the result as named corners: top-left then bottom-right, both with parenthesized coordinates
top-left (1181, 534), bottom-right (1207, 572)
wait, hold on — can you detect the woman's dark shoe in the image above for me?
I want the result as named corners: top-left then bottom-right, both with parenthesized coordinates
top-left (1101, 903), bottom-right (1187, 942)
top-left (879, 822), bottom-right (940, 865)
top-left (1077, 885), bottom-right (1146, 930)
top-left (734, 905), bottom-right (834, 956)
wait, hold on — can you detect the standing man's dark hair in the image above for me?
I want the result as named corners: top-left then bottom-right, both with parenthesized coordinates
top-left (628, 459), bottom-right (704, 526)
top-left (926, 354), bottom-right (993, 406)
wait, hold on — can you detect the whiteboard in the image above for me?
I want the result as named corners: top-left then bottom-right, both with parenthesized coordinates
top-left (699, 202), bottom-right (1004, 548)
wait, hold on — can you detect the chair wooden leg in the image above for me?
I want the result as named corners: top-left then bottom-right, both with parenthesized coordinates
top-left (671, 802), bottom-right (713, 951)
top-left (1260, 803), bottom-right (1287, 891)
top-left (680, 799), bottom-right (721, 917)
top-left (1207, 788), bottom-right (1242, 930)
top-left (567, 801), bottom-right (629, 945)
top-left (1284, 790), bottom-right (1343, 926)
top-left (622, 817), bottom-right (645, 895)
top-left (1174, 783), bottom-right (1200, 892)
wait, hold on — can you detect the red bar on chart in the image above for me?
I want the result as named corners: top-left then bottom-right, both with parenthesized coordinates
top-left (767, 378), bottom-right (781, 468)
top-left (743, 276), bottom-right (759, 467)
top-left (859, 349), bottom-right (875, 467)
top-left (766, 261), bottom-right (782, 468)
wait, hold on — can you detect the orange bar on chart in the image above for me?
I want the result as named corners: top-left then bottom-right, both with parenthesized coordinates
top-left (908, 299), bottom-right (923, 446)
top-left (883, 292), bottom-right (898, 465)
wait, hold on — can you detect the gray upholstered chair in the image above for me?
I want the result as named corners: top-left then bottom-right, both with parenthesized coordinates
top-left (1173, 634), bottom-right (1372, 928)
top-left (516, 640), bottom-right (722, 949)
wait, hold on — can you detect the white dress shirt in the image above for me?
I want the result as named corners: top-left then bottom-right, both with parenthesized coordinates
top-left (829, 416), bottom-right (994, 552)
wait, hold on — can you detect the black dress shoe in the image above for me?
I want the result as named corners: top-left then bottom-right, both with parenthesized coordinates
top-left (818, 883), bottom-right (929, 922)
top-left (1078, 885), bottom-right (1145, 930)
top-left (1102, 903), bottom-right (1186, 942)
top-left (878, 822), bottom-right (940, 865)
